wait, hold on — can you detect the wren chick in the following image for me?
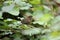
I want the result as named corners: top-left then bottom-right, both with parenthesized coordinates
top-left (21, 16), bottom-right (33, 24)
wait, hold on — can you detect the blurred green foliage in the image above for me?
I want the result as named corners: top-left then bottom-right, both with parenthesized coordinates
top-left (0, 0), bottom-right (60, 40)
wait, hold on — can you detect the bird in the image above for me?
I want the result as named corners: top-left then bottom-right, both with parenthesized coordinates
top-left (21, 16), bottom-right (33, 24)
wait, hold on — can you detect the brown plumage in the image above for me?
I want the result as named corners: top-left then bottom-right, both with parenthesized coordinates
top-left (21, 16), bottom-right (33, 24)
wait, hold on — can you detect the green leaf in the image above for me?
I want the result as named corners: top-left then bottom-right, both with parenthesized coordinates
top-left (9, 5), bottom-right (20, 16)
top-left (13, 33), bottom-right (23, 40)
top-left (21, 28), bottom-right (41, 36)
top-left (3, 0), bottom-right (13, 6)
top-left (2, 3), bottom-right (19, 16)
top-left (50, 31), bottom-right (60, 38)
top-left (15, 0), bottom-right (32, 10)
top-left (33, 13), bottom-right (53, 25)
top-left (29, 0), bottom-right (41, 5)
top-left (46, 31), bottom-right (60, 40)
top-left (0, 11), bottom-right (3, 19)
top-left (33, 10), bottom-right (43, 20)
top-left (50, 16), bottom-right (60, 31)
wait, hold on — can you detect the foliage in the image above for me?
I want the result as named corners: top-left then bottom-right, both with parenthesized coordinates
top-left (0, 0), bottom-right (60, 40)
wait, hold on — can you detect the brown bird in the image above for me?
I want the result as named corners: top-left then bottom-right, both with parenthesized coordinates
top-left (21, 16), bottom-right (33, 24)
